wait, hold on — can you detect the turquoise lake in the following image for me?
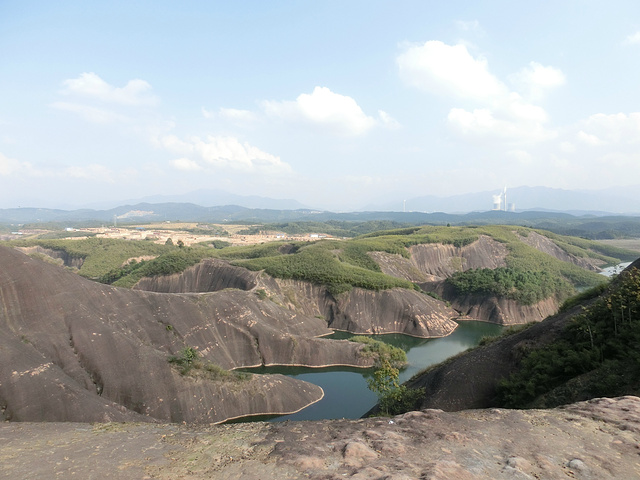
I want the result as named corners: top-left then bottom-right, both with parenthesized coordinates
top-left (240, 320), bottom-right (503, 422)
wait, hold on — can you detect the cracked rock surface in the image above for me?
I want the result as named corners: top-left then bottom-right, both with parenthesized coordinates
top-left (2, 396), bottom-right (639, 479)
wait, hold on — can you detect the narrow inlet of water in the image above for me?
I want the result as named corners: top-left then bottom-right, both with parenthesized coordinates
top-left (238, 321), bottom-right (503, 422)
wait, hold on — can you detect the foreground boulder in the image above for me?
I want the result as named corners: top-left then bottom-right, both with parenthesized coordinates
top-left (2, 396), bottom-right (639, 479)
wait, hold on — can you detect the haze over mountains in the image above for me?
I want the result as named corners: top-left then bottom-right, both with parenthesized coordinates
top-left (3, 185), bottom-right (640, 218)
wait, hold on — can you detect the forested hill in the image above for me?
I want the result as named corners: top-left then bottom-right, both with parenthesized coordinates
top-left (3, 203), bottom-right (640, 239)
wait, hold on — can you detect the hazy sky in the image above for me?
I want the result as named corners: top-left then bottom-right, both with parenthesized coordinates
top-left (2, 1), bottom-right (640, 210)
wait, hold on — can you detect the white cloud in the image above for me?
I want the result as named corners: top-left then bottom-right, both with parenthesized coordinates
top-left (60, 72), bottom-right (158, 106)
top-left (623, 31), bottom-right (640, 45)
top-left (398, 41), bottom-right (561, 146)
top-left (162, 135), bottom-right (291, 174)
top-left (397, 41), bottom-right (507, 101)
top-left (0, 152), bottom-right (125, 183)
top-left (577, 130), bottom-right (605, 146)
top-left (201, 107), bottom-right (214, 119)
top-left (377, 110), bottom-right (401, 129)
top-left (509, 62), bottom-right (565, 100)
top-left (219, 108), bottom-right (257, 123)
top-left (560, 141), bottom-right (576, 153)
top-left (507, 149), bottom-right (533, 165)
top-left (201, 107), bottom-right (257, 123)
top-left (64, 164), bottom-right (115, 182)
top-left (579, 112), bottom-right (640, 144)
top-left (171, 157), bottom-right (202, 171)
top-left (447, 108), bottom-right (554, 144)
top-left (51, 101), bottom-right (129, 124)
top-left (0, 152), bottom-right (31, 176)
top-left (263, 86), bottom-right (378, 135)
top-left (455, 20), bottom-right (482, 32)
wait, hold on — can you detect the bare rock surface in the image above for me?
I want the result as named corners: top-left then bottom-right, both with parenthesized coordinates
top-left (2, 396), bottom-right (639, 479)
top-left (133, 258), bottom-right (259, 293)
top-left (326, 287), bottom-right (458, 337)
top-left (0, 246), bottom-right (373, 424)
top-left (15, 245), bottom-right (85, 268)
top-left (516, 231), bottom-right (604, 271)
top-left (409, 235), bottom-right (508, 280)
top-left (134, 258), bottom-right (459, 338)
top-left (430, 282), bottom-right (559, 325)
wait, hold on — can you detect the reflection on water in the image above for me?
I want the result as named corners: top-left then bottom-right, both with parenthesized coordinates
top-left (600, 262), bottom-right (632, 277)
top-left (237, 321), bottom-right (503, 422)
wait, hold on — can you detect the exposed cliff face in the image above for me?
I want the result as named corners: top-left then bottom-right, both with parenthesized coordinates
top-left (516, 231), bottom-right (603, 270)
top-left (135, 260), bottom-right (459, 338)
top-left (0, 246), bottom-right (376, 424)
top-left (16, 245), bottom-right (85, 269)
top-left (133, 258), bottom-right (259, 293)
top-left (408, 235), bottom-right (508, 280)
top-left (256, 277), bottom-right (459, 338)
top-left (428, 281), bottom-right (559, 325)
top-left (368, 251), bottom-right (429, 282)
top-left (326, 288), bottom-right (457, 337)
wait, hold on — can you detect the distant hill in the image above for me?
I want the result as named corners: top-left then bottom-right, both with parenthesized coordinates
top-left (365, 185), bottom-right (640, 215)
top-left (3, 204), bottom-right (640, 239)
top-left (83, 188), bottom-right (309, 211)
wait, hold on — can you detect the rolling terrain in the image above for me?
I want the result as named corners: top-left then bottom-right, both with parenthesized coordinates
top-left (1, 224), bottom-right (637, 424)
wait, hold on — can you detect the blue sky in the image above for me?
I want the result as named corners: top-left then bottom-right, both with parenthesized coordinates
top-left (1, 1), bottom-right (640, 210)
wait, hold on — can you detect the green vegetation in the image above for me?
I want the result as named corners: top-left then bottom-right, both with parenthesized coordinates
top-left (5, 224), bottom-right (633, 304)
top-left (447, 267), bottom-right (574, 305)
top-left (6, 237), bottom-right (170, 279)
top-left (236, 220), bottom-right (414, 238)
top-left (497, 267), bottom-right (640, 408)
top-left (348, 336), bottom-right (425, 416)
top-left (366, 358), bottom-right (426, 416)
top-left (349, 336), bottom-right (407, 368)
top-left (112, 248), bottom-right (219, 287)
top-left (231, 243), bottom-right (415, 295)
top-left (168, 346), bottom-right (251, 381)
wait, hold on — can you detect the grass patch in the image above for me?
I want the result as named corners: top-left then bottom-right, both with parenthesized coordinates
top-left (349, 336), bottom-right (407, 368)
top-left (168, 347), bottom-right (251, 381)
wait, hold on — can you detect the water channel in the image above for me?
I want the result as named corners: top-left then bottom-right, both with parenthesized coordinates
top-left (240, 320), bottom-right (503, 422)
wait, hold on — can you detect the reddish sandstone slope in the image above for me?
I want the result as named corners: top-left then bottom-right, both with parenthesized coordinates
top-left (134, 260), bottom-right (460, 338)
top-left (0, 246), bottom-right (375, 424)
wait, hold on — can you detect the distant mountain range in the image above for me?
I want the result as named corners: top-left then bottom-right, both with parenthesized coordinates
top-left (2, 186), bottom-right (640, 241)
top-left (82, 189), bottom-right (309, 211)
top-left (365, 185), bottom-right (640, 215)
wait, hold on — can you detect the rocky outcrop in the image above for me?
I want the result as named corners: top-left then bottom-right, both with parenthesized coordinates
top-left (429, 282), bottom-right (559, 325)
top-left (3, 396), bottom-right (640, 479)
top-left (368, 251), bottom-right (429, 282)
top-left (133, 258), bottom-right (259, 293)
top-left (136, 261), bottom-right (460, 338)
top-left (408, 235), bottom-right (508, 280)
top-left (327, 288), bottom-right (458, 337)
top-left (258, 277), bottom-right (459, 338)
top-left (516, 231), bottom-right (604, 271)
top-left (0, 246), bottom-right (375, 424)
top-left (15, 245), bottom-right (85, 268)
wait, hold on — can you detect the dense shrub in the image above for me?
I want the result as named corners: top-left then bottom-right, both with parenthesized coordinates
top-left (497, 267), bottom-right (640, 408)
top-left (446, 267), bottom-right (575, 305)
